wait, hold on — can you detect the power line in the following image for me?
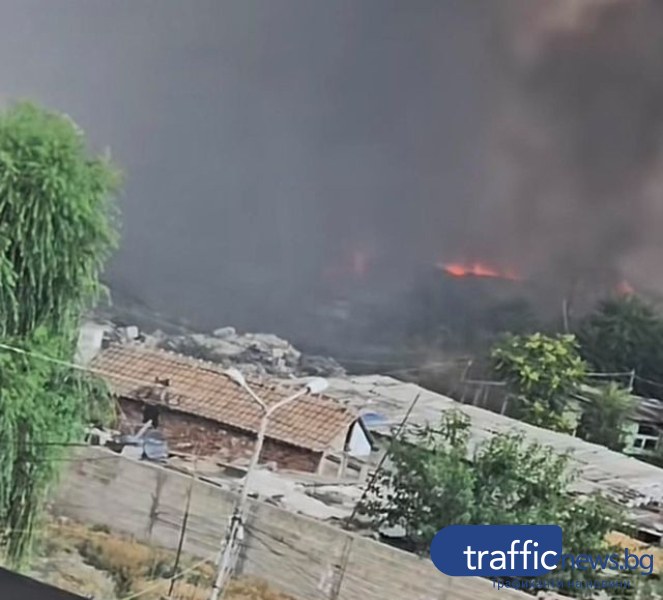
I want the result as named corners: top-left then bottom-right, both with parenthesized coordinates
top-left (346, 392), bottom-right (421, 527)
top-left (634, 374), bottom-right (663, 389)
top-left (341, 356), bottom-right (465, 368)
top-left (0, 441), bottom-right (93, 447)
top-left (97, 301), bottom-right (466, 374)
top-left (0, 341), bottom-right (344, 450)
top-left (19, 453), bottom-right (123, 463)
top-left (169, 450), bottom-right (199, 599)
top-left (95, 305), bottom-right (472, 379)
top-left (585, 371), bottom-right (634, 378)
top-left (584, 369), bottom-right (663, 392)
top-left (0, 341), bottom-right (173, 392)
top-left (0, 340), bottom-right (326, 414)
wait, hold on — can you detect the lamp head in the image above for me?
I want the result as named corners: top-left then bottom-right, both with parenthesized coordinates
top-left (224, 367), bottom-right (247, 387)
top-left (305, 377), bottom-right (329, 395)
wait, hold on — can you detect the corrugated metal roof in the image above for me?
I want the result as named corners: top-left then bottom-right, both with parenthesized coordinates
top-left (324, 375), bottom-right (663, 508)
top-left (92, 344), bottom-right (357, 452)
top-left (575, 384), bottom-right (663, 425)
top-left (634, 397), bottom-right (663, 424)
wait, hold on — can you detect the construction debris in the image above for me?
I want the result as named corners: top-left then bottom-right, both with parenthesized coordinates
top-left (80, 319), bottom-right (346, 378)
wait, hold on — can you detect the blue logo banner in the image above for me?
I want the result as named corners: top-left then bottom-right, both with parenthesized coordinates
top-left (430, 524), bottom-right (563, 577)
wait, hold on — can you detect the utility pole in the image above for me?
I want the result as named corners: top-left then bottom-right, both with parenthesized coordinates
top-left (562, 297), bottom-right (570, 333)
top-left (168, 450), bottom-right (198, 599)
top-left (562, 276), bottom-right (579, 333)
top-left (346, 393), bottom-right (420, 529)
top-left (628, 369), bottom-right (636, 392)
top-left (209, 371), bottom-right (328, 600)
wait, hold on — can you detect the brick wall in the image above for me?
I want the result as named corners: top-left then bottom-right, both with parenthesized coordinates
top-left (261, 438), bottom-right (320, 472)
top-left (118, 398), bottom-right (321, 472)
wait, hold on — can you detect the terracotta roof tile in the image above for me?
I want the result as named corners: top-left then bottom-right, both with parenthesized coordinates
top-left (91, 344), bottom-right (357, 451)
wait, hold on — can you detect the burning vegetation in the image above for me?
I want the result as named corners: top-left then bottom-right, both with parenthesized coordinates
top-left (436, 261), bottom-right (521, 282)
top-left (617, 280), bottom-right (635, 297)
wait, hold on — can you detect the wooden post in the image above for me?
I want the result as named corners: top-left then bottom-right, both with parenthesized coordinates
top-left (329, 537), bottom-right (353, 600)
top-left (628, 369), bottom-right (636, 392)
top-left (562, 297), bottom-right (569, 333)
top-left (167, 452), bottom-right (198, 598)
top-left (472, 386), bottom-right (482, 406)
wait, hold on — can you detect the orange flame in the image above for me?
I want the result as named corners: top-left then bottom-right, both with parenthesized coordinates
top-left (616, 280), bottom-right (635, 296)
top-left (437, 261), bottom-right (521, 281)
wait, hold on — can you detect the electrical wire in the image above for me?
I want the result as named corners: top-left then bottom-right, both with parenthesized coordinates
top-left (2, 337), bottom-right (662, 465)
top-left (634, 374), bottom-right (663, 389)
top-left (0, 441), bottom-right (89, 448)
top-left (0, 341), bottom-right (345, 450)
top-left (0, 340), bottom-right (333, 422)
top-left (93, 299), bottom-right (470, 378)
top-left (2, 452), bottom-right (124, 463)
top-left (96, 299), bottom-right (466, 375)
top-left (0, 341), bottom-right (173, 392)
top-left (585, 371), bottom-right (634, 377)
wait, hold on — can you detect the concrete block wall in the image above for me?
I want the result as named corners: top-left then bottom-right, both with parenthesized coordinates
top-left (51, 447), bottom-right (539, 600)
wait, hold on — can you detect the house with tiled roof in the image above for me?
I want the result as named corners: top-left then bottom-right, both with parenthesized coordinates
top-left (91, 344), bottom-right (372, 474)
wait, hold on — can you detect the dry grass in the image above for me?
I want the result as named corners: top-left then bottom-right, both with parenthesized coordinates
top-left (606, 531), bottom-right (663, 575)
top-left (131, 578), bottom-right (208, 600)
top-left (39, 520), bottom-right (297, 600)
top-left (132, 577), bottom-right (297, 600)
top-left (226, 578), bottom-right (299, 600)
top-left (43, 520), bottom-right (174, 595)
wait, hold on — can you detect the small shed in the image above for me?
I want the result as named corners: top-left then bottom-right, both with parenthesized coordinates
top-left (92, 344), bottom-right (373, 475)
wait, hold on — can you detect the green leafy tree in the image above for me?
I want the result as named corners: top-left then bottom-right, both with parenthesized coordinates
top-left (363, 412), bottom-right (476, 544)
top-left (577, 297), bottom-right (663, 398)
top-left (637, 574), bottom-right (663, 599)
top-left (491, 333), bottom-right (587, 432)
top-left (361, 411), bottom-right (626, 597)
top-left (576, 383), bottom-right (635, 451)
top-left (0, 102), bottom-right (119, 563)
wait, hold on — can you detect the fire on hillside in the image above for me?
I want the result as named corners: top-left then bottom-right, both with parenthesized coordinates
top-left (436, 261), bottom-right (522, 282)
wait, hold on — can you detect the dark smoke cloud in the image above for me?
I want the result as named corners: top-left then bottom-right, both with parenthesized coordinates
top-left (480, 0), bottom-right (663, 296)
top-left (0, 0), bottom-right (494, 340)
top-left (2, 0), bottom-right (663, 351)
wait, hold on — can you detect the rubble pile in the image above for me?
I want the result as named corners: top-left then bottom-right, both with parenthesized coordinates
top-left (89, 321), bottom-right (346, 378)
top-left (148, 326), bottom-right (302, 377)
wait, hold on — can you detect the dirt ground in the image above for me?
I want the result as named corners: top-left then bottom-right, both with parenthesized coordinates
top-left (28, 519), bottom-right (297, 600)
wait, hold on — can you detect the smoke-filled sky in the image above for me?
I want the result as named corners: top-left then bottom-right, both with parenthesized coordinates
top-left (1, 0), bottom-right (663, 341)
top-left (0, 0), bottom-right (496, 333)
top-left (487, 0), bottom-right (663, 296)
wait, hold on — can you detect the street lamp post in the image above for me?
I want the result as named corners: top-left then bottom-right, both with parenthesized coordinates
top-left (209, 370), bottom-right (328, 600)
